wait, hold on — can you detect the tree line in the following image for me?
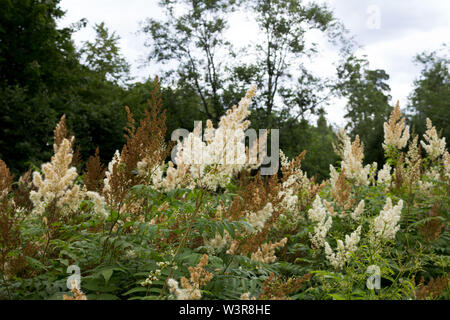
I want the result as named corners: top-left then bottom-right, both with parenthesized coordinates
top-left (0, 0), bottom-right (448, 181)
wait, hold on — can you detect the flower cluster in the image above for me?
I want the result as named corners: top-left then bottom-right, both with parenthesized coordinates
top-left (141, 269), bottom-right (161, 286)
top-left (141, 261), bottom-right (177, 287)
top-left (333, 130), bottom-right (375, 186)
top-left (383, 101), bottom-right (410, 151)
top-left (250, 238), bottom-right (288, 264)
top-left (166, 85), bottom-right (258, 191)
top-left (30, 117), bottom-right (107, 217)
top-left (444, 151), bottom-right (450, 179)
top-left (404, 136), bottom-right (422, 185)
top-left (308, 196), bottom-right (333, 249)
top-left (372, 198), bottom-right (403, 241)
top-left (324, 226), bottom-right (362, 269)
top-left (377, 163), bottom-right (392, 186)
top-left (245, 202), bottom-right (273, 233)
top-left (350, 200), bottom-right (365, 221)
top-left (277, 150), bottom-right (309, 213)
top-left (103, 150), bottom-right (121, 196)
top-left (30, 137), bottom-right (80, 216)
top-left (168, 254), bottom-right (213, 300)
top-left (420, 118), bottom-right (446, 160)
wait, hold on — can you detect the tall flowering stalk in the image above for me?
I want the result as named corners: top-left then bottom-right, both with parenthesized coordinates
top-left (444, 151), bottom-right (450, 179)
top-left (308, 195), bottom-right (333, 250)
top-left (103, 77), bottom-right (170, 213)
top-left (324, 226), bottom-right (362, 269)
top-left (30, 116), bottom-right (107, 218)
top-left (30, 136), bottom-right (80, 216)
top-left (166, 85), bottom-right (258, 191)
top-left (332, 130), bottom-right (375, 186)
top-left (383, 101), bottom-right (410, 152)
top-left (278, 150), bottom-right (309, 213)
top-left (372, 197), bottom-right (403, 241)
top-left (420, 118), bottom-right (446, 160)
top-left (377, 163), bottom-right (392, 186)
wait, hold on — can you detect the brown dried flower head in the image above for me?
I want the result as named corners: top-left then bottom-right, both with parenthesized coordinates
top-left (258, 272), bottom-right (311, 300)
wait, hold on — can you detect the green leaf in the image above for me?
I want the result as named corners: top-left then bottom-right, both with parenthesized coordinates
top-left (95, 293), bottom-right (120, 300)
top-left (328, 293), bottom-right (346, 300)
top-left (123, 287), bottom-right (148, 295)
top-left (101, 269), bottom-right (114, 286)
top-left (223, 221), bottom-right (235, 238)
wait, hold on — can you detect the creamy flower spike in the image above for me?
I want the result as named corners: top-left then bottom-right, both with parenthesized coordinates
top-left (332, 130), bottom-right (375, 186)
top-left (351, 200), bottom-right (365, 221)
top-left (166, 85), bottom-right (257, 191)
top-left (204, 232), bottom-right (231, 254)
top-left (168, 278), bottom-right (198, 300)
top-left (308, 195), bottom-right (333, 249)
top-left (250, 237), bottom-right (288, 264)
top-left (31, 136), bottom-right (107, 217)
top-left (420, 118), bottom-right (446, 160)
top-left (103, 150), bottom-right (121, 194)
top-left (377, 163), bottom-right (392, 185)
top-left (245, 202), bottom-right (273, 232)
top-left (342, 135), bottom-right (373, 185)
top-left (372, 197), bottom-right (403, 241)
top-left (444, 151), bottom-right (450, 179)
top-left (277, 149), bottom-right (309, 213)
top-left (324, 226), bottom-right (361, 269)
top-left (382, 101), bottom-right (410, 150)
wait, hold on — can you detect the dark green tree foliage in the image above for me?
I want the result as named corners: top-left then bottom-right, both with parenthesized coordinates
top-left (336, 56), bottom-right (392, 166)
top-left (143, 0), bottom-right (348, 125)
top-left (0, 0), bottom-right (135, 174)
top-left (274, 109), bottom-right (338, 181)
top-left (122, 78), bottom-right (205, 144)
top-left (62, 22), bottom-right (133, 164)
top-left (141, 0), bottom-right (347, 180)
top-left (302, 110), bottom-right (339, 180)
top-left (408, 47), bottom-right (450, 142)
top-left (80, 22), bottom-right (132, 85)
top-left (0, 0), bottom-right (78, 174)
top-left (0, 0), bottom-right (78, 92)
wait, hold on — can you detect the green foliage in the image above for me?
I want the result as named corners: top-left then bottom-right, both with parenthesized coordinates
top-left (408, 45), bottom-right (450, 143)
top-left (80, 22), bottom-right (132, 85)
top-left (1, 1), bottom-right (449, 302)
top-left (336, 55), bottom-right (392, 166)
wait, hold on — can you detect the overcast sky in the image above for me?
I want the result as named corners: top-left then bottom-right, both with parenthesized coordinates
top-left (58, 0), bottom-right (450, 127)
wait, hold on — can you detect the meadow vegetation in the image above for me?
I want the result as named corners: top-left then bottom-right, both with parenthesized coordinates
top-left (0, 80), bottom-right (448, 300)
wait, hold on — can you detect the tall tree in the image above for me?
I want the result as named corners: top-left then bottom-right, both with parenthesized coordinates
top-left (0, 0), bottom-right (78, 92)
top-left (336, 55), bottom-right (392, 166)
top-left (246, 0), bottom-right (347, 123)
top-left (62, 22), bottom-right (134, 164)
top-left (0, 1), bottom-right (136, 174)
top-left (142, 0), bottom-right (350, 127)
top-left (80, 22), bottom-right (132, 85)
top-left (408, 46), bottom-right (450, 141)
top-left (0, 0), bottom-right (78, 174)
top-left (142, 0), bottom-right (238, 123)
